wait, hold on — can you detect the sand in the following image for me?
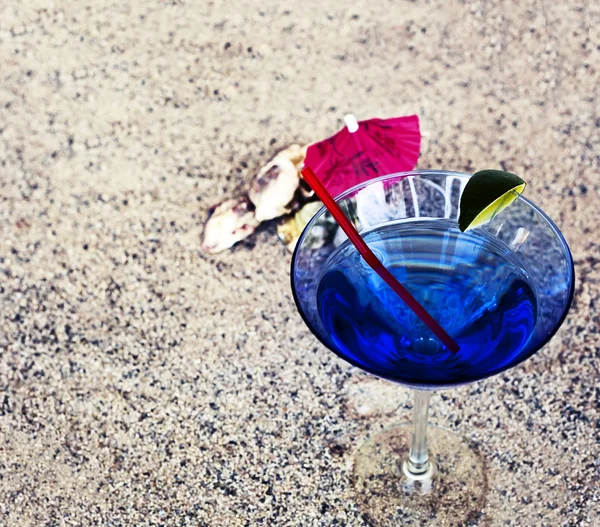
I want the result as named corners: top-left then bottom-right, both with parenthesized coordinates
top-left (0, 1), bottom-right (598, 525)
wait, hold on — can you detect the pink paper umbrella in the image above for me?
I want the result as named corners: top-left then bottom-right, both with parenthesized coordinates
top-left (305, 114), bottom-right (421, 197)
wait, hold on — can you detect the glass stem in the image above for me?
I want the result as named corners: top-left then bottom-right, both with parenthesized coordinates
top-left (407, 389), bottom-right (432, 475)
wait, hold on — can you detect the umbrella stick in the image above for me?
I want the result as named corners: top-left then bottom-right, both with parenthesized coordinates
top-left (301, 167), bottom-right (460, 353)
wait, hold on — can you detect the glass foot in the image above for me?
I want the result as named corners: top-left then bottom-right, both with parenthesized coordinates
top-left (353, 424), bottom-right (488, 526)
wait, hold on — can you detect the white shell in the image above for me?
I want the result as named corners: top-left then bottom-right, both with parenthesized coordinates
top-left (249, 156), bottom-right (299, 222)
top-left (248, 144), bottom-right (308, 222)
top-left (201, 196), bottom-right (259, 254)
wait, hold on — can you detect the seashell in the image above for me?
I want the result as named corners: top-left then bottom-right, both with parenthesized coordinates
top-left (201, 196), bottom-right (260, 254)
top-left (249, 144), bottom-right (309, 222)
top-left (201, 144), bottom-right (312, 253)
top-left (277, 201), bottom-right (339, 253)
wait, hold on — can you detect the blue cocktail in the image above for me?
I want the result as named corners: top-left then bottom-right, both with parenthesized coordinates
top-left (291, 171), bottom-right (574, 524)
top-left (317, 219), bottom-right (537, 386)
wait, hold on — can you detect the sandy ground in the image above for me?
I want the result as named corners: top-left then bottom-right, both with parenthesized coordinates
top-left (0, 1), bottom-right (598, 526)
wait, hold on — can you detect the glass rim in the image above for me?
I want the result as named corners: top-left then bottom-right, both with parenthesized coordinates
top-left (296, 170), bottom-right (571, 258)
top-left (290, 169), bottom-right (575, 388)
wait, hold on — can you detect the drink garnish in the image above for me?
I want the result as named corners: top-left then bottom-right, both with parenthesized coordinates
top-left (458, 170), bottom-right (526, 232)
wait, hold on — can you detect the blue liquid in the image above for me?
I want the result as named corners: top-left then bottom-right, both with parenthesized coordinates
top-left (316, 220), bottom-right (538, 386)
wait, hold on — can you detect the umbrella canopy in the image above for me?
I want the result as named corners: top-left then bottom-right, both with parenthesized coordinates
top-left (304, 114), bottom-right (421, 197)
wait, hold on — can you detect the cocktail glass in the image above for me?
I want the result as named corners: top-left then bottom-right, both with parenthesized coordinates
top-left (290, 171), bottom-right (574, 525)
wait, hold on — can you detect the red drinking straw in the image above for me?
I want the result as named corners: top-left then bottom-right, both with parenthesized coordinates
top-left (301, 167), bottom-right (460, 353)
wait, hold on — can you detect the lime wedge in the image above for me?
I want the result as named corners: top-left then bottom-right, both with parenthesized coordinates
top-left (458, 170), bottom-right (526, 232)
